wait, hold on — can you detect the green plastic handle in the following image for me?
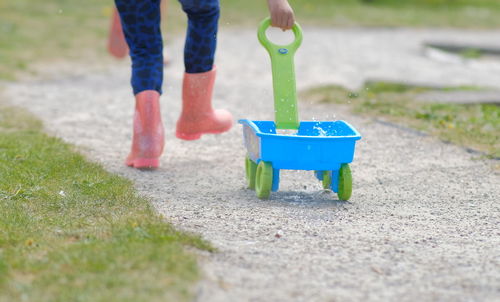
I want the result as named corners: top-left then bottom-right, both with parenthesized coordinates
top-left (257, 18), bottom-right (303, 130)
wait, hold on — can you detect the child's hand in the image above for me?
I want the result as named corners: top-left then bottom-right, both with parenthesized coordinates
top-left (267, 0), bottom-right (295, 31)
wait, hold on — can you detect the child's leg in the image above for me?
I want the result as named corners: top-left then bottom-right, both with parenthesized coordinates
top-left (160, 0), bottom-right (171, 65)
top-left (108, 0), bottom-right (168, 62)
top-left (107, 7), bottom-right (129, 59)
top-left (115, 0), bottom-right (165, 169)
top-left (115, 0), bottom-right (164, 95)
top-left (175, 0), bottom-right (233, 140)
top-left (179, 0), bottom-right (219, 73)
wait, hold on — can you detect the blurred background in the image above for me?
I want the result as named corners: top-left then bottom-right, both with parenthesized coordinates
top-left (1, 0), bottom-right (500, 79)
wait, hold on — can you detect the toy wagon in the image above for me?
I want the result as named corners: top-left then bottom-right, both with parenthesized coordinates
top-left (239, 18), bottom-right (361, 200)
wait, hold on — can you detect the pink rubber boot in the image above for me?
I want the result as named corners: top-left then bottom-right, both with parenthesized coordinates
top-left (175, 68), bottom-right (233, 140)
top-left (125, 90), bottom-right (165, 169)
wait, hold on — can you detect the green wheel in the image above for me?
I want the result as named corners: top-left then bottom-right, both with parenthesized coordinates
top-left (245, 156), bottom-right (258, 190)
top-left (255, 161), bottom-right (273, 199)
top-left (337, 164), bottom-right (352, 201)
top-left (322, 171), bottom-right (331, 189)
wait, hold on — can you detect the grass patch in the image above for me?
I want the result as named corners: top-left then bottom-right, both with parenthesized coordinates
top-left (0, 101), bottom-right (213, 302)
top-left (459, 48), bottom-right (483, 59)
top-left (426, 44), bottom-right (487, 59)
top-left (303, 82), bottom-right (500, 158)
top-left (0, 0), bottom-right (114, 80)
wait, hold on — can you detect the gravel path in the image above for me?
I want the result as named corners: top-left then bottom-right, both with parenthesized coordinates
top-left (4, 28), bottom-right (500, 301)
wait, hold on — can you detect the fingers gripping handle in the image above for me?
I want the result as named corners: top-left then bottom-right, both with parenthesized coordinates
top-left (257, 18), bottom-right (303, 52)
top-left (257, 18), bottom-right (303, 130)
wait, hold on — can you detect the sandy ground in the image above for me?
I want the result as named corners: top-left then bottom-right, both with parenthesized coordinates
top-left (4, 28), bottom-right (500, 301)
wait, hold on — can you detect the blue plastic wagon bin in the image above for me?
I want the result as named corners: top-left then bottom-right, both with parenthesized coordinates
top-left (240, 19), bottom-right (361, 200)
top-left (240, 120), bottom-right (361, 200)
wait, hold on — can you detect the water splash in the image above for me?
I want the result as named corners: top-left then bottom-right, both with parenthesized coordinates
top-left (277, 129), bottom-right (298, 135)
top-left (313, 125), bottom-right (327, 136)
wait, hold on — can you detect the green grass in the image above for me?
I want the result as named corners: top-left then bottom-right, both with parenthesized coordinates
top-left (0, 102), bottom-right (213, 302)
top-left (303, 82), bottom-right (500, 158)
top-left (221, 0), bottom-right (500, 28)
top-left (0, 0), bottom-right (114, 80)
top-left (459, 48), bottom-right (483, 59)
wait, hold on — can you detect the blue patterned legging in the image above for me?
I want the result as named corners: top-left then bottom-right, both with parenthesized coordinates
top-left (115, 0), bottom-right (220, 95)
